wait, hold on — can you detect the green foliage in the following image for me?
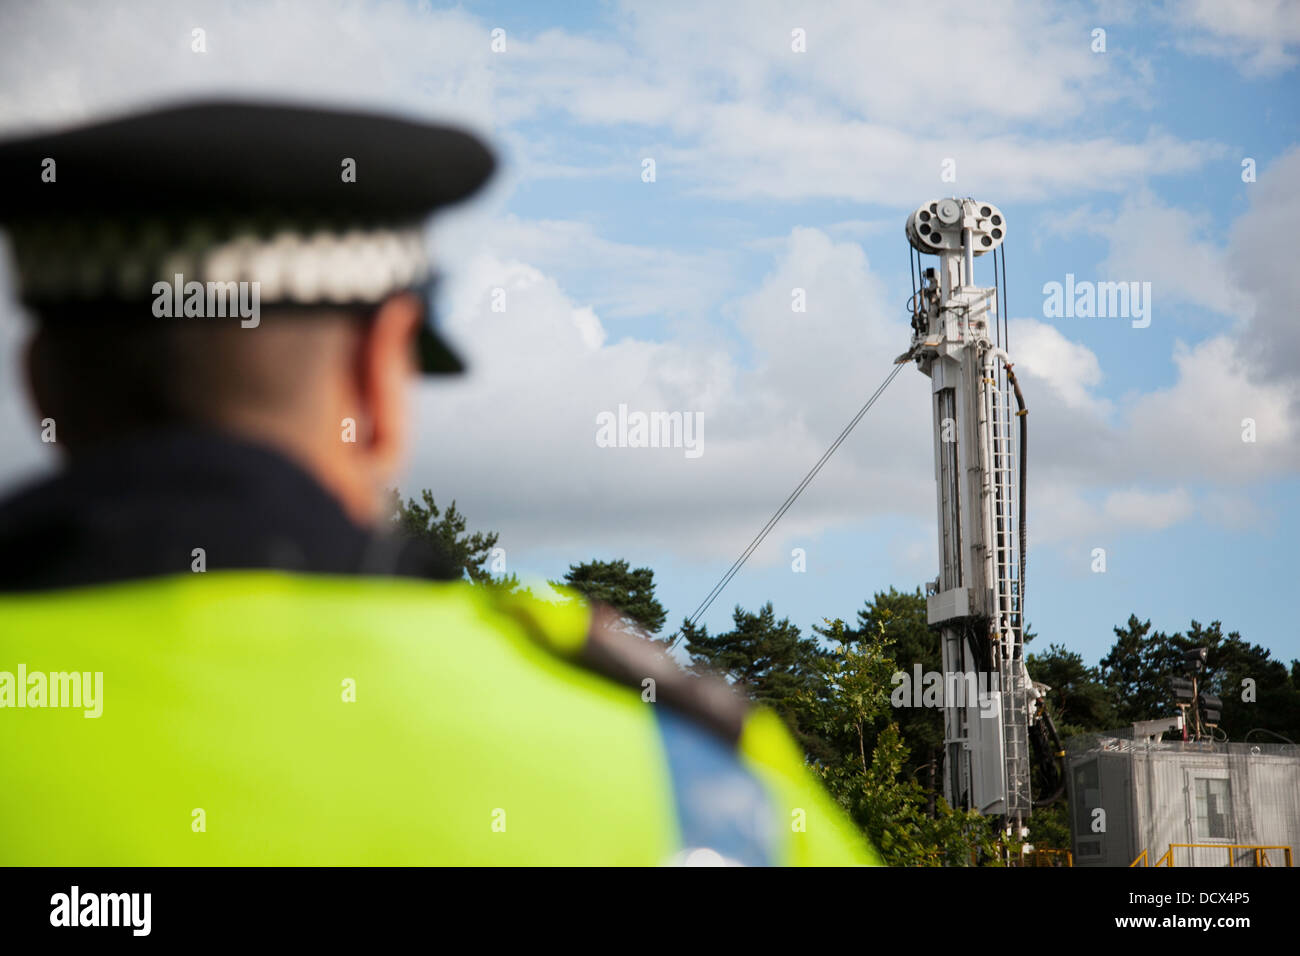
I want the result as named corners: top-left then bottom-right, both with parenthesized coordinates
top-left (1098, 615), bottom-right (1180, 724)
top-left (1192, 622), bottom-right (1300, 741)
top-left (802, 617), bottom-right (897, 769)
top-left (852, 588), bottom-right (944, 782)
top-left (1027, 798), bottom-right (1072, 854)
top-left (793, 612), bottom-right (1002, 865)
top-left (1098, 615), bottom-right (1300, 741)
top-left (388, 489), bottom-right (512, 586)
top-left (682, 602), bottom-right (827, 739)
top-left (557, 559), bottom-right (667, 638)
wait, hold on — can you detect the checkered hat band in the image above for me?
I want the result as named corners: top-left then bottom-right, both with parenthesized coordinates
top-left (10, 220), bottom-right (431, 307)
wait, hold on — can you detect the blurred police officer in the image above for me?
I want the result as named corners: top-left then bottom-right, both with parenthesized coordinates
top-left (0, 101), bottom-right (877, 865)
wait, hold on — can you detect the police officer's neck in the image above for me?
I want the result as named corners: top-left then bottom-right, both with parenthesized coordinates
top-left (212, 412), bottom-right (391, 529)
top-left (188, 296), bottom-right (420, 530)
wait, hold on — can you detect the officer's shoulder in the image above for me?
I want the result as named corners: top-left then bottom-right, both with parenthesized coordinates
top-left (487, 587), bottom-right (750, 747)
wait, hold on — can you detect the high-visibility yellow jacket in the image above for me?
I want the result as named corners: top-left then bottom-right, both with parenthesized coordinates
top-left (0, 572), bottom-right (878, 866)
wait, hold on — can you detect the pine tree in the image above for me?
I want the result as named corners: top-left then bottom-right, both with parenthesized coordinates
top-left (557, 559), bottom-right (668, 638)
top-left (388, 489), bottom-right (508, 585)
top-left (682, 602), bottom-right (827, 736)
top-left (1098, 615), bottom-right (1178, 723)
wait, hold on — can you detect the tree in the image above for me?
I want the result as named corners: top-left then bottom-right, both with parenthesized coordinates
top-left (850, 588), bottom-right (944, 801)
top-left (682, 602), bottom-right (827, 740)
top-left (1098, 615), bottom-right (1300, 740)
top-left (802, 618), bottom-right (897, 771)
top-left (557, 559), bottom-right (667, 638)
top-left (388, 489), bottom-right (506, 584)
top-left (1178, 621), bottom-right (1300, 741)
top-left (1098, 615), bottom-right (1179, 724)
top-left (1026, 798), bottom-right (1073, 854)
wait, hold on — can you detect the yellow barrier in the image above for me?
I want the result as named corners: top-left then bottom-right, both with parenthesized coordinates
top-left (1131, 844), bottom-right (1293, 867)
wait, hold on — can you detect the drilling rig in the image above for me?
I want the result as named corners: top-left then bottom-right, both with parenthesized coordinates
top-left (897, 198), bottom-right (1063, 838)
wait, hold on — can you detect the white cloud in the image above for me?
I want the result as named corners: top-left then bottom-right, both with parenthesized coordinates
top-left (1045, 191), bottom-right (1248, 323)
top-left (1168, 0), bottom-right (1300, 76)
top-left (610, 0), bottom-right (1140, 129)
top-left (0, 0), bottom-right (497, 135)
top-left (1102, 486), bottom-right (1195, 529)
top-left (1028, 482), bottom-right (1195, 546)
top-left (0, 0), bottom-right (1226, 208)
top-left (469, 217), bottom-right (737, 322)
top-left (1015, 332), bottom-right (1297, 545)
top-left (662, 109), bottom-right (1220, 204)
top-left (403, 227), bottom-right (936, 559)
top-left (1124, 336), bottom-right (1298, 483)
top-left (1096, 193), bottom-right (1248, 320)
top-left (1008, 319), bottom-right (1108, 412)
top-left (991, 315), bottom-right (1298, 546)
top-left (1228, 147), bottom-right (1300, 386)
top-left (482, 0), bottom-right (1214, 203)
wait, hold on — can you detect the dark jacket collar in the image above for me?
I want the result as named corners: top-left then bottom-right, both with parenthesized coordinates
top-left (0, 428), bottom-right (459, 592)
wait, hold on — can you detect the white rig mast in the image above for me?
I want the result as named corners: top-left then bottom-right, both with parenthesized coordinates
top-left (899, 198), bottom-right (1041, 831)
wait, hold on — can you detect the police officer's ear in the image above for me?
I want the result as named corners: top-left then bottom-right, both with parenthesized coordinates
top-left (353, 291), bottom-right (423, 476)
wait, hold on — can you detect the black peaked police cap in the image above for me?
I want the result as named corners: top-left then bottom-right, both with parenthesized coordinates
top-left (0, 100), bottom-right (496, 374)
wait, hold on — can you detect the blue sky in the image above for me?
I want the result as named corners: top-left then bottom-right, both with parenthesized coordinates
top-left (0, 0), bottom-right (1297, 672)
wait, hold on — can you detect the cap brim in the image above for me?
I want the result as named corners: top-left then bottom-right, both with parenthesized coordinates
top-left (417, 321), bottom-right (465, 375)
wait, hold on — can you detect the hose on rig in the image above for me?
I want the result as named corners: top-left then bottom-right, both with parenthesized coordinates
top-left (1031, 700), bottom-right (1067, 807)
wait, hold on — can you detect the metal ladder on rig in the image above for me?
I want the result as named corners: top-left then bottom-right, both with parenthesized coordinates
top-left (988, 370), bottom-right (1031, 817)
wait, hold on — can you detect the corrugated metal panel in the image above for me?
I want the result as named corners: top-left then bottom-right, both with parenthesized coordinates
top-left (1065, 731), bottom-right (1300, 867)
